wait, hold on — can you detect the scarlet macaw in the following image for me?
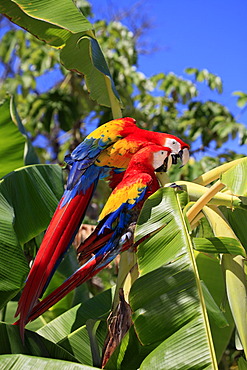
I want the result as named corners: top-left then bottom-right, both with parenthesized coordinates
top-left (19, 144), bottom-right (172, 326)
top-left (15, 117), bottom-right (189, 334)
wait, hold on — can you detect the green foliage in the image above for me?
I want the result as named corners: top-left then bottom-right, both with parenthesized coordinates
top-left (233, 91), bottom-right (247, 108)
top-left (1, 4), bottom-right (247, 162)
top-left (0, 0), bottom-right (93, 48)
top-left (0, 322), bottom-right (80, 362)
top-left (0, 97), bottom-right (39, 178)
top-left (0, 355), bottom-right (97, 370)
top-left (1, 153), bottom-right (246, 368)
top-left (193, 237), bottom-right (245, 256)
top-left (0, 1), bottom-right (247, 369)
top-left (130, 189), bottom-right (216, 368)
top-left (195, 253), bottom-right (234, 361)
top-left (181, 100), bottom-right (241, 147)
top-left (185, 67), bottom-right (223, 93)
top-left (0, 164), bottom-right (63, 308)
top-left (0, 99), bottom-right (26, 178)
top-left (221, 157), bottom-right (247, 196)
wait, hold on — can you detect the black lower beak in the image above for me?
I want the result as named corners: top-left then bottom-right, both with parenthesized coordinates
top-left (155, 156), bottom-right (169, 172)
top-left (178, 150), bottom-right (184, 168)
top-left (178, 150), bottom-right (183, 161)
top-left (171, 154), bottom-right (178, 164)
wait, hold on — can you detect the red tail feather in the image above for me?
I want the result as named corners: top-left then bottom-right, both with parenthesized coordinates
top-left (15, 183), bottom-right (95, 338)
top-left (26, 229), bottom-right (136, 325)
top-left (25, 254), bottom-right (106, 324)
top-left (77, 225), bottom-right (113, 262)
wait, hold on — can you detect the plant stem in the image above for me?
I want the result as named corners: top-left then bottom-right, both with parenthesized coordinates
top-left (113, 251), bottom-right (137, 310)
top-left (190, 211), bottom-right (204, 230)
top-left (193, 158), bottom-right (245, 186)
top-left (187, 180), bottom-right (225, 223)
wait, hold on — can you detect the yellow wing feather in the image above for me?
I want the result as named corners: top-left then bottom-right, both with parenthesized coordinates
top-left (96, 139), bottom-right (145, 168)
top-left (87, 117), bottom-right (135, 142)
top-left (99, 176), bottom-right (148, 221)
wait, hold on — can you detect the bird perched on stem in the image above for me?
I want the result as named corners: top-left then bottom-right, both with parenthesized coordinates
top-left (16, 144), bottom-right (172, 332)
top-left (15, 117), bottom-right (189, 338)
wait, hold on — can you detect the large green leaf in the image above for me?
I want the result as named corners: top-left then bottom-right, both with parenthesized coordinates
top-left (37, 288), bottom-right (113, 343)
top-left (1, 300), bottom-right (45, 332)
top-left (0, 323), bottom-right (79, 363)
top-left (60, 34), bottom-right (121, 108)
top-left (0, 0), bottom-right (92, 48)
top-left (203, 206), bottom-right (247, 358)
top-left (193, 236), bottom-right (245, 256)
top-left (221, 208), bottom-right (247, 251)
top-left (129, 188), bottom-right (217, 369)
top-left (1, 164), bottom-right (63, 245)
top-left (140, 316), bottom-right (210, 369)
top-left (0, 164), bottom-right (63, 308)
top-left (0, 192), bottom-right (29, 308)
top-left (200, 280), bottom-right (229, 329)
top-left (0, 1), bottom-right (121, 109)
top-left (221, 157), bottom-right (247, 196)
top-left (238, 357), bottom-right (247, 370)
top-left (134, 190), bottom-right (189, 274)
top-left (196, 252), bottom-right (234, 362)
top-left (0, 354), bottom-right (97, 369)
top-left (57, 320), bottom-right (107, 367)
top-left (58, 325), bottom-right (93, 366)
top-left (36, 289), bottom-right (114, 366)
top-left (107, 189), bottom-right (220, 369)
top-left (0, 97), bottom-right (39, 178)
top-left (0, 99), bottom-right (25, 178)
top-left (1, 249), bottom-right (90, 330)
top-left (10, 96), bottom-right (40, 166)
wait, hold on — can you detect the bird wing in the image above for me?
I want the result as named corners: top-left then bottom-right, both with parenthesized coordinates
top-left (65, 117), bottom-right (137, 188)
top-left (98, 173), bottom-right (152, 224)
top-left (77, 173), bottom-right (152, 258)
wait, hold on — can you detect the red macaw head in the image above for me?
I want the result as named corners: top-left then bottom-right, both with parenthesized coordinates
top-left (128, 144), bottom-right (173, 173)
top-left (151, 146), bottom-right (173, 172)
top-left (161, 135), bottom-right (190, 166)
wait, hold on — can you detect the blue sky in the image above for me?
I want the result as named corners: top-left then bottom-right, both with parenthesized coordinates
top-left (91, 0), bottom-right (247, 154)
top-left (1, 0), bottom-right (246, 155)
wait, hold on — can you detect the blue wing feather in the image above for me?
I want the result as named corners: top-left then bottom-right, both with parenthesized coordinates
top-left (62, 164), bottom-right (109, 207)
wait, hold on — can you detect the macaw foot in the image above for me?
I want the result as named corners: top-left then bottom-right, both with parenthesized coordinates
top-left (168, 182), bottom-right (183, 191)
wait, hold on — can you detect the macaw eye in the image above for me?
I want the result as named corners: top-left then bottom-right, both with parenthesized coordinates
top-left (172, 141), bottom-right (176, 145)
top-left (161, 151), bottom-right (164, 155)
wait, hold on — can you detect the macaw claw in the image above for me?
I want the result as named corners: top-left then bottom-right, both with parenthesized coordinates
top-left (168, 182), bottom-right (183, 191)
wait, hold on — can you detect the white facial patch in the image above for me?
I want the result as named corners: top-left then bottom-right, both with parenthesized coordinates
top-left (152, 150), bottom-right (171, 170)
top-left (165, 138), bottom-right (180, 154)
